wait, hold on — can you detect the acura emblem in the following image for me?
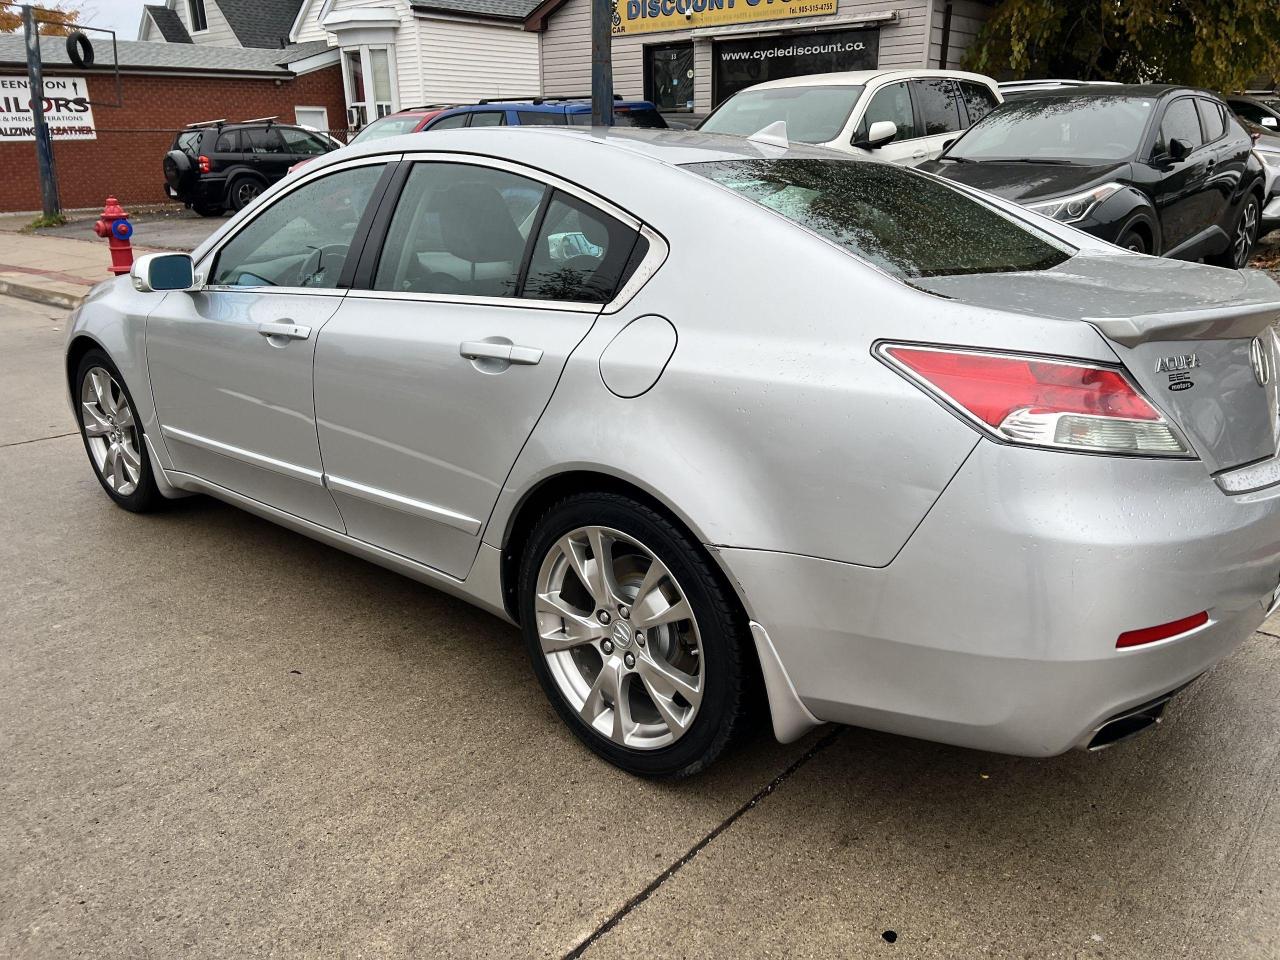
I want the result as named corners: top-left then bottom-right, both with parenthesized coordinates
top-left (1251, 337), bottom-right (1272, 387)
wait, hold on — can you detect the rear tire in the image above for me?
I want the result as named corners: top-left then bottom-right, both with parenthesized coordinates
top-left (228, 175), bottom-right (264, 211)
top-left (74, 350), bottom-right (162, 513)
top-left (518, 492), bottom-right (751, 778)
top-left (1208, 193), bottom-right (1260, 268)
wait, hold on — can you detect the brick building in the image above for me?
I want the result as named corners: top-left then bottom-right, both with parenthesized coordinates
top-left (0, 35), bottom-right (344, 212)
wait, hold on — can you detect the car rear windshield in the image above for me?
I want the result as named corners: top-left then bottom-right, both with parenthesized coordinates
top-left (350, 114), bottom-right (423, 144)
top-left (569, 107), bottom-right (667, 128)
top-left (686, 158), bottom-right (1074, 279)
top-left (948, 95), bottom-right (1156, 162)
top-left (699, 86), bottom-right (864, 144)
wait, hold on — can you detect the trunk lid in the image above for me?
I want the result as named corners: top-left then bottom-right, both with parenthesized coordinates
top-left (913, 255), bottom-right (1280, 473)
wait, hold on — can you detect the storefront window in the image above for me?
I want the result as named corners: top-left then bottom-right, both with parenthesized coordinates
top-left (712, 27), bottom-right (877, 106)
top-left (645, 43), bottom-right (695, 112)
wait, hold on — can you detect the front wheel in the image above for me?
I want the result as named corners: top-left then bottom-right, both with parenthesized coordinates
top-left (519, 493), bottom-right (752, 778)
top-left (75, 351), bottom-right (162, 513)
top-left (1116, 225), bottom-right (1148, 255)
top-left (1208, 194), bottom-right (1260, 268)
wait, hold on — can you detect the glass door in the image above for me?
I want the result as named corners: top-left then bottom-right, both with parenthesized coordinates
top-left (645, 43), bottom-right (695, 113)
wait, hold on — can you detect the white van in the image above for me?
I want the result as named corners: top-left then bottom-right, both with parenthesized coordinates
top-left (699, 69), bottom-right (1003, 166)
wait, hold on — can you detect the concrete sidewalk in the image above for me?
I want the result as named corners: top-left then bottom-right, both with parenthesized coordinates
top-left (0, 231), bottom-right (128, 309)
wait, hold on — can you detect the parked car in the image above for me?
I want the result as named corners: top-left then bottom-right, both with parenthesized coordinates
top-left (421, 96), bottom-right (667, 130)
top-left (920, 85), bottom-right (1266, 267)
top-left (348, 105), bottom-right (462, 144)
top-left (1239, 118), bottom-right (1280, 237)
top-left (1226, 92), bottom-right (1280, 131)
top-left (72, 126), bottom-right (1280, 778)
top-left (698, 69), bottom-right (1002, 165)
top-left (163, 118), bottom-right (338, 216)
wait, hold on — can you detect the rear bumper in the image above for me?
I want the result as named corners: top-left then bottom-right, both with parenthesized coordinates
top-left (723, 440), bottom-right (1280, 756)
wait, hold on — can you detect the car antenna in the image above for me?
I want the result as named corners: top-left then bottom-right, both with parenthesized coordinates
top-left (747, 121), bottom-right (789, 148)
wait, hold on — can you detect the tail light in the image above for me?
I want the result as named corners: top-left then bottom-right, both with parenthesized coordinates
top-left (197, 154), bottom-right (211, 174)
top-left (878, 344), bottom-right (1190, 457)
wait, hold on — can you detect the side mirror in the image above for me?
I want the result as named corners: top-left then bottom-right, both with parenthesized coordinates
top-left (1167, 137), bottom-right (1192, 161)
top-left (942, 137), bottom-right (957, 151)
top-left (854, 120), bottom-right (898, 150)
top-left (131, 252), bottom-right (200, 293)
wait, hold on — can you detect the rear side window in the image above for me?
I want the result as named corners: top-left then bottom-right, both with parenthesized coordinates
top-left (1155, 98), bottom-right (1203, 155)
top-left (569, 109), bottom-right (668, 129)
top-left (213, 130), bottom-right (239, 152)
top-left (524, 192), bottom-right (642, 302)
top-left (468, 111), bottom-right (506, 127)
top-left (686, 158), bottom-right (1073, 280)
top-left (1196, 99), bottom-right (1226, 142)
top-left (958, 81), bottom-right (999, 127)
top-left (373, 162), bottom-right (545, 298)
top-left (853, 81), bottom-right (918, 143)
top-left (517, 111), bottom-right (566, 125)
top-left (912, 78), bottom-right (964, 135)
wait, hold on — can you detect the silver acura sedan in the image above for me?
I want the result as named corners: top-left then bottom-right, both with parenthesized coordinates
top-left (66, 127), bottom-right (1280, 777)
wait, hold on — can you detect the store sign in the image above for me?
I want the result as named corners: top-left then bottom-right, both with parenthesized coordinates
top-left (0, 75), bottom-right (96, 141)
top-left (714, 27), bottom-right (878, 103)
top-left (614, 0), bottom-right (838, 37)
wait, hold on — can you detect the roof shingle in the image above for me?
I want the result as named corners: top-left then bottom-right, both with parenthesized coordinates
top-left (410, 0), bottom-right (544, 21)
top-left (215, 0), bottom-right (308, 49)
top-left (0, 34), bottom-right (334, 75)
top-left (144, 5), bottom-right (194, 43)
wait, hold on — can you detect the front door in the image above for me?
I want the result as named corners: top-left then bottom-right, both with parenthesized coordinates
top-left (147, 160), bottom-right (390, 528)
top-left (314, 158), bottom-right (646, 578)
top-left (851, 80), bottom-right (924, 164)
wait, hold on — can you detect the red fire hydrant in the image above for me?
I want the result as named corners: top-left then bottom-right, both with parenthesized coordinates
top-left (93, 196), bottom-right (135, 276)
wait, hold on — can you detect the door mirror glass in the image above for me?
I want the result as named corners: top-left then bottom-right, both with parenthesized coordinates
top-left (131, 252), bottom-right (198, 292)
top-left (1168, 137), bottom-right (1192, 160)
top-left (859, 120), bottom-right (898, 149)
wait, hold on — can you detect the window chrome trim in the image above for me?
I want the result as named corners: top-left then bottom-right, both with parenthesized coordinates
top-left (325, 474), bottom-right (482, 535)
top-left (160, 425), bottom-right (325, 484)
top-left (605, 223), bottom-right (668, 314)
top-left (193, 152), bottom-right (405, 275)
top-left (343, 288), bottom-right (601, 313)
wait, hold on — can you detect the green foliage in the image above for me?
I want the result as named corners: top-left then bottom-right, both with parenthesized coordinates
top-left (965, 0), bottom-right (1280, 92)
top-left (28, 213), bottom-right (67, 229)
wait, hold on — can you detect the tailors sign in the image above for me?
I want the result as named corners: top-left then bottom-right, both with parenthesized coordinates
top-left (0, 76), bottom-right (96, 141)
top-left (614, 0), bottom-right (839, 36)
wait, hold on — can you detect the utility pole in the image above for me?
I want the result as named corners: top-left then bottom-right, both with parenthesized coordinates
top-left (23, 4), bottom-right (61, 219)
top-left (590, 0), bottom-right (614, 126)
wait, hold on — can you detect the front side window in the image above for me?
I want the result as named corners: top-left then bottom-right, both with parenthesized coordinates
top-left (853, 81), bottom-right (917, 143)
top-left (687, 158), bottom-right (1073, 280)
top-left (350, 114), bottom-right (421, 143)
top-left (211, 164), bottom-right (385, 289)
top-left (243, 128), bottom-right (285, 154)
top-left (958, 81), bottom-right (999, 127)
top-left (699, 85), bottom-right (865, 144)
top-left (948, 95), bottom-right (1156, 163)
top-left (1155, 97), bottom-right (1203, 156)
top-left (912, 78), bottom-right (964, 135)
top-left (279, 127), bottom-right (331, 155)
top-left (373, 163), bottom-right (545, 298)
top-left (524, 193), bottom-right (642, 303)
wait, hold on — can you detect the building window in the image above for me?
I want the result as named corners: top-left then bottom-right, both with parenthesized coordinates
top-left (343, 45), bottom-right (398, 132)
top-left (645, 43), bottom-right (695, 113)
top-left (188, 0), bottom-right (208, 32)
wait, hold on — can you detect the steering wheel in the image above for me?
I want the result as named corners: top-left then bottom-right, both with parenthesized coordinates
top-left (297, 243), bottom-right (349, 288)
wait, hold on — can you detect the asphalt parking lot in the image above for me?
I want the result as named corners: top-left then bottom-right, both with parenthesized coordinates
top-left (2, 291), bottom-right (1279, 959)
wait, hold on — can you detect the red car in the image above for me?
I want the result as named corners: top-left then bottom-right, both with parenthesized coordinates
top-left (288, 105), bottom-right (461, 172)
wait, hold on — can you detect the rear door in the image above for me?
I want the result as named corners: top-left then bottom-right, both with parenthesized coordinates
top-left (1197, 98), bottom-right (1253, 234)
top-left (313, 156), bottom-right (647, 577)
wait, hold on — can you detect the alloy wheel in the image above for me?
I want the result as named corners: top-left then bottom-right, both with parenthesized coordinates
top-left (80, 366), bottom-right (142, 496)
top-left (236, 181), bottom-right (261, 207)
top-left (534, 525), bottom-right (705, 750)
top-left (1235, 201), bottom-right (1259, 268)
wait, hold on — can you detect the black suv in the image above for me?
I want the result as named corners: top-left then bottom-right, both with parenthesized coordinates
top-left (163, 119), bottom-right (337, 217)
top-left (920, 85), bottom-right (1266, 268)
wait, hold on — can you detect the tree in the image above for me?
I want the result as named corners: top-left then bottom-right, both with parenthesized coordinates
top-left (0, 3), bottom-right (83, 37)
top-left (965, 0), bottom-right (1280, 92)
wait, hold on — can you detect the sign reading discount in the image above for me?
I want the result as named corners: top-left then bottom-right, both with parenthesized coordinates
top-left (614, 0), bottom-right (838, 36)
top-left (0, 75), bottom-right (97, 141)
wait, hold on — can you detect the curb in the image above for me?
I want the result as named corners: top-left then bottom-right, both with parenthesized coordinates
top-left (0, 278), bottom-right (87, 310)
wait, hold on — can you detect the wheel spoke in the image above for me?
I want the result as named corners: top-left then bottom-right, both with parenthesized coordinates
top-left (103, 444), bottom-right (120, 488)
top-left (558, 530), bottom-right (620, 610)
top-left (90, 369), bottom-right (116, 414)
top-left (640, 672), bottom-right (692, 735)
top-left (635, 592), bottom-right (692, 629)
top-left (119, 443), bottom-right (142, 480)
top-left (114, 405), bottom-right (135, 430)
top-left (535, 590), bottom-right (600, 654)
top-left (81, 403), bottom-right (111, 436)
top-left (635, 652), bottom-right (701, 709)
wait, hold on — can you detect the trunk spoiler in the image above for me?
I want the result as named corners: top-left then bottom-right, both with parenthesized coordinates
top-left (1085, 270), bottom-right (1280, 347)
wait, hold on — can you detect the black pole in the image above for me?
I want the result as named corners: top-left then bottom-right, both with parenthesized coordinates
top-left (23, 5), bottom-right (61, 219)
top-left (937, 0), bottom-right (953, 70)
top-left (590, 0), bottom-right (614, 126)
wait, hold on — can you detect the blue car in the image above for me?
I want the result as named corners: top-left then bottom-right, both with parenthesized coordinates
top-left (421, 96), bottom-right (667, 130)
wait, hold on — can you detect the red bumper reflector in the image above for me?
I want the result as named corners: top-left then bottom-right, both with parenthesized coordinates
top-left (1116, 611), bottom-right (1209, 649)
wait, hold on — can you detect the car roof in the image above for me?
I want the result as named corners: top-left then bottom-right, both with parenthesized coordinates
top-left (449, 99), bottom-right (655, 111)
top-left (739, 68), bottom-right (996, 91)
top-left (1000, 83), bottom-right (1212, 100)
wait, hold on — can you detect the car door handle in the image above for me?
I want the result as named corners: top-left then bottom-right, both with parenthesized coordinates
top-left (258, 321), bottom-right (311, 340)
top-left (459, 341), bottom-right (542, 365)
